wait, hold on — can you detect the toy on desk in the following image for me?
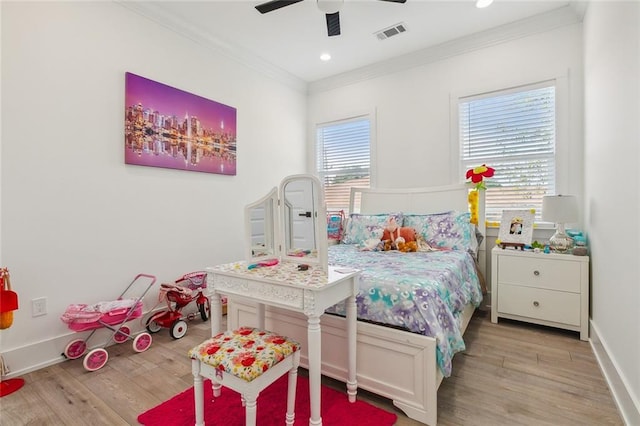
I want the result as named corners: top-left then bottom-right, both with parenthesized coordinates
top-left (248, 259), bottom-right (279, 270)
top-left (287, 249), bottom-right (312, 257)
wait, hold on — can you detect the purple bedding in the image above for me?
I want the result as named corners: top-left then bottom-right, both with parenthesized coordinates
top-left (326, 244), bottom-right (483, 376)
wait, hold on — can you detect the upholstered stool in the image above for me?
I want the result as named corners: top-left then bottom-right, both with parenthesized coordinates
top-left (188, 327), bottom-right (301, 426)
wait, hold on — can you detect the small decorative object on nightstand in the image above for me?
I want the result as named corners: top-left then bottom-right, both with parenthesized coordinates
top-left (542, 195), bottom-right (578, 253)
top-left (491, 247), bottom-right (589, 340)
top-left (570, 233), bottom-right (588, 256)
top-left (497, 209), bottom-right (535, 247)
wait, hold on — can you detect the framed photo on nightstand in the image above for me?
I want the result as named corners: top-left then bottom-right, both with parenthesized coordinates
top-left (498, 209), bottom-right (534, 245)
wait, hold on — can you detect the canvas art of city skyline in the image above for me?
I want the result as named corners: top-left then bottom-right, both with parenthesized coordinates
top-left (124, 72), bottom-right (237, 175)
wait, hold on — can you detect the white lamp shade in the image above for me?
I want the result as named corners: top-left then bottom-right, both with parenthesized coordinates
top-left (542, 195), bottom-right (578, 223)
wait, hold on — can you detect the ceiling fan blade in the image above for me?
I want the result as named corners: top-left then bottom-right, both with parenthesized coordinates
top-left (326, 11), bottom-right (341, 36)
top-left (378, 0), bottom-right (407, 3)
top-left (255, 0), bottom-right (303, 14)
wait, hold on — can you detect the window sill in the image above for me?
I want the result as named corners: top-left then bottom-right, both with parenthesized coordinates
top-left (485, 224), bottom-right (556, 239)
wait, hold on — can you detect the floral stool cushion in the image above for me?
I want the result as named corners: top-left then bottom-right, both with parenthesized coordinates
top-left (188, 327), bottom-right (300, 382)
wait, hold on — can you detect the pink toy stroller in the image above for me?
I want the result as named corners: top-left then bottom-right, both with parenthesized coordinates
top-left (60, 273), bottom-right (156, 371)
top-left (144, 271), bottom-right (210, 339)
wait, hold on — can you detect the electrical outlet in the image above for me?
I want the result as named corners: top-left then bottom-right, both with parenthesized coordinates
top-left (32, 297), bottom-right (47, 317)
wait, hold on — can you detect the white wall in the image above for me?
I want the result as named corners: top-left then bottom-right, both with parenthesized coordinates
top-left (308, 23), bottom-right (584, 289)
top-left (308, 24), bottom-right (584, 200)
top-left (3, 5), bottom-right (638, 421)
top-left (583, 2), bottom-right (640, 424)
top-left (307, 10), bottom-right (640, 421)
top-left (0, 2), bottom-right (306, 374)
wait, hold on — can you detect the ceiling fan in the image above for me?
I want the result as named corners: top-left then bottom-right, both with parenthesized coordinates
top-left (255, 0), bottom-right (407, 37)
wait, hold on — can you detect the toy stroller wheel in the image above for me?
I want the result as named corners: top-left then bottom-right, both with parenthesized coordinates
top-left (113, 326), bottom-right (130, 343)
top-left (83, 348), bottom-right (109, 372)
top-left (64, 339), bottom-right (87, 360)
top-left (198, 298), bottom-right (210, 322)
top-left (170, 320), bottom-right (188, 339)
top-left (133, 332), bottom-right (152, 353)
top-left (145, 317), bottom-right (162, 334)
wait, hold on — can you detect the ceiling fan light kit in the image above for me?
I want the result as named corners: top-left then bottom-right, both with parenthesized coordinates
top-left (317, 0), bottom-right (343, 14)
top-left (476, 0), bottom-right (494, 8)
top-left (255, 0), bottom-right (407, 37)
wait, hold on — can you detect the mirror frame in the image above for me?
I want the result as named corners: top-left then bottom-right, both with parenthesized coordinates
top-left (278, 174), bottom-right (328, 272)
top-left (244, 186), bottom-right (279, 264)
top-left (244, 175), bottom-right (328, 274)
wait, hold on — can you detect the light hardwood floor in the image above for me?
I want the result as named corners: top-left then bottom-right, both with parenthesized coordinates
top-left (0, 310), bottom-right (623, 425)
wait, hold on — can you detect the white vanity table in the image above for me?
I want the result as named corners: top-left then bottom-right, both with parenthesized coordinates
top-left (207, 261), bottom-right (358, 426)
top-left (206, 175), bottom-right (359, 426)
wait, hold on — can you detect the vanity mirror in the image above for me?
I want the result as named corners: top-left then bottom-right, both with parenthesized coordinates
top-left (245, 174), bottom-right (327, 273)
top-left (244, 187), bottom-right (278, 264)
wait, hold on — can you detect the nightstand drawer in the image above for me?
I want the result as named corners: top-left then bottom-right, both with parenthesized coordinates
top-left (498, 255), bottom-right (580, 292)
top-left (497, 284), bottom-right (580, 326)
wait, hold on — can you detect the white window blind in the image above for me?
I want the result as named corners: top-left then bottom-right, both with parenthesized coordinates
top-left (459, 83), bottom-right (556, 222)
top-left (316, 117), bottom-right (370, 213)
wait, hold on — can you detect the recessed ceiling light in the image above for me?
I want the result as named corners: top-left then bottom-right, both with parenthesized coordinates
top-left (320, 53), bottom-right (331, 61)
top-left (476, 0), bottom-right (493, 8)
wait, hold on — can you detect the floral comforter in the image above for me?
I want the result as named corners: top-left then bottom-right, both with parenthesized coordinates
top-left (327, 244), bottom-right (483, 377)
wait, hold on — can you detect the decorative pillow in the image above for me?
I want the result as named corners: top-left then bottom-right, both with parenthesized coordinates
top-left (341, 212), bottom-right (403, 245)
top-left (403, 211), bottom-right (473, 251)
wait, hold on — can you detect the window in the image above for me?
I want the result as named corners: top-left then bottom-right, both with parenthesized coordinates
top-left (459, 82), bottom-right (556, 223)
top-left (316, 117), bottom-right (371, 213)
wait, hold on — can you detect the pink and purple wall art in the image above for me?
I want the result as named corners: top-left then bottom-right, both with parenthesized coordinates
top-left (125, 72), bottom-right (237, 175)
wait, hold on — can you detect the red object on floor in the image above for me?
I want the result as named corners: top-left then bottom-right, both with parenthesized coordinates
top-left (0, 378), bottom-right (24, 397)
top-left (138, 374), bottom-right (397, 426)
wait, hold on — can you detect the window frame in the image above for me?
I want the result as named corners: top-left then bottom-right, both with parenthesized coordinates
top-left (314, 109), bottom-right (376, 214)
top-left (450, 75), bottom-right (570, 228)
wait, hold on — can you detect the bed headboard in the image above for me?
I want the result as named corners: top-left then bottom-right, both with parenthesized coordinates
top-left (349, 184), bottom-right (486, 276)
top-left (350, 184), bottom-right (470, 215)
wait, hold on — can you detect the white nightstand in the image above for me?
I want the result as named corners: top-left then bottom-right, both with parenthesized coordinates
top-left (491, 246), bottom-right (589, 341)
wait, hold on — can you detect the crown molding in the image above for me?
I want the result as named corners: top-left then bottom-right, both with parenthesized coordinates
top-left (569, 1), bottom-right (588, 20)
top-left (117, 2), bottom-right (582, 97)
top-left (116, 1), bottom-right (308, 94)
top-left (308, 5), bottom-right (582, 94)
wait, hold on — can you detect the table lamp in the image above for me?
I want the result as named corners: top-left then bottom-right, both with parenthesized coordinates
top-left (542, 195), bottom-right (578, 253)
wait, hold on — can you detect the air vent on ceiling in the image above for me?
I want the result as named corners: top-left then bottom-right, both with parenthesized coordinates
top-left (375, 23), bottom-right (407, 41)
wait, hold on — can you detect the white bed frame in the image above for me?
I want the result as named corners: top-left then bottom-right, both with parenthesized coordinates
top-left (227, 184), bottom-right (485, 425)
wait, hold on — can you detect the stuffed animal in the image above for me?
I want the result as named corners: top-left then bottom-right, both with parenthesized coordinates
top-left (398, 227), bottom-right (417, 243)
top-left (380, 216), bottom-right (418, 251)
top-left (397, 240), bottom-right (418, 252)
top-left (381, 216), bottom-right (400, 243)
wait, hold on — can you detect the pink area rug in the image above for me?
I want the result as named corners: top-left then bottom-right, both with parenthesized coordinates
top-left (138, 374), bottom-right (397, 426)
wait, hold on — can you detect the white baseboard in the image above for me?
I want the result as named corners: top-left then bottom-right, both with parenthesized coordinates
top-left (1, 321), bottom-right (150, 378)
top-left (590, 320), bottom-right (640, 426)
top-left (1, 306), bottom-right (191, 378)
